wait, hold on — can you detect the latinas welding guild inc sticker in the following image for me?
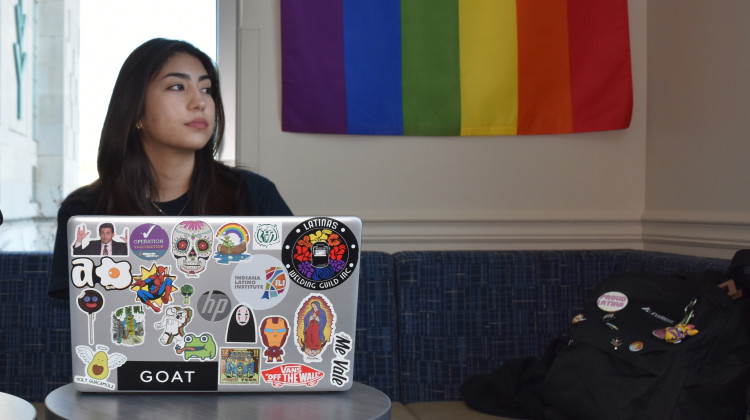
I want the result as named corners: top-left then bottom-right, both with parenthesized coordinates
top-left (282, 217), bottom-right (359, 290)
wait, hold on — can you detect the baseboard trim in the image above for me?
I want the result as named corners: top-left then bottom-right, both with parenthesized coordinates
top-left (360, 215), bottom-right (643, 253)
top-left (642, 211), bottom-right (750, 259)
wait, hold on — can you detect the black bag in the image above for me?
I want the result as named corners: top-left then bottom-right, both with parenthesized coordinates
top-left (463, 250), bottom-right (750, 420)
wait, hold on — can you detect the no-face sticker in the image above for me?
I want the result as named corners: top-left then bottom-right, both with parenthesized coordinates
top-left (282, 218), bottom-right (359, 290)
top-left (226, 304), bottom-right (257, 343)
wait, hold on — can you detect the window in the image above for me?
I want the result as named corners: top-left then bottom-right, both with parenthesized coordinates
top-left (0, 0), bottom-right (225, 251)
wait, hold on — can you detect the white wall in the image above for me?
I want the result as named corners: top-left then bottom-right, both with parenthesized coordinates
top-left (0, 0), bottom-right (38, 249)
top-left (234, 0), bottom-right (649, 253)
top-left (644, 1), bottom-right (750, 259)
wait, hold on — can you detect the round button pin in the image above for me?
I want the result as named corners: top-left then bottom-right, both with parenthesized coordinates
top-left (597, 291), bottom-right (629, 312)
top-left (629, 341), bottom-right (644, 352)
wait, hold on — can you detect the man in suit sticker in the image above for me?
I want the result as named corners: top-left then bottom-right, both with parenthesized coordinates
top-left (73, 222), bottom-right (128, 256)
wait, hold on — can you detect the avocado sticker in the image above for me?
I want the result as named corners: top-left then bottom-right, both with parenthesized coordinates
top-left (74, 345), bottom-right (127, 390)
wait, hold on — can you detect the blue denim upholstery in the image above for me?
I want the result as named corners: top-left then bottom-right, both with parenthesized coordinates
top-left (0, 250), bottom-right (730, 404)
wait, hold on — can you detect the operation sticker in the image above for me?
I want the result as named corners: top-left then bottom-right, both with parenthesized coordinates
top-left (130, 223), bottom-right (169, 260)
top-left (282, 217), bottom-right (359, 290)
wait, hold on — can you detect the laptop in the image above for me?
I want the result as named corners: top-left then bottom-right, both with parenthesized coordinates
top-left (66, 215), bottom-right (361, 392)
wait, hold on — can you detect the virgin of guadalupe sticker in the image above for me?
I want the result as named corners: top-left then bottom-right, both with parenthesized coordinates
top-left (282, 217), bottom-right (359, 290)
top-left (294, 294), bottom-right (335, 362)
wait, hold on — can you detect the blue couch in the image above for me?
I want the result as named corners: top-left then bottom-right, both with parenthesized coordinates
top-left (0, 250), bottom-right (730, 418)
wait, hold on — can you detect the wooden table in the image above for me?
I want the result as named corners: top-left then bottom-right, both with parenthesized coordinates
top-left (0, 391), bottom-right (36, 419)
top-left (45, 382), bottom-right (390, 420)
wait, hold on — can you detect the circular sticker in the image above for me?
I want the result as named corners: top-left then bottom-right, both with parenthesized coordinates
top-left (230, 254), bottom-right (289, 310)
top-left (597, 291), bottom-right (629, 312)
top-left (629, 341), bottom-right (644, 352)
top-left (282, 218), bottom-right (359, 290)
top-left (129, 223), bottom-right (170, 260)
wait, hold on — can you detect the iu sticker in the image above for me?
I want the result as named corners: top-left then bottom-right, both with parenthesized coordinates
top-left (282, 217), bottom-right (359, 290)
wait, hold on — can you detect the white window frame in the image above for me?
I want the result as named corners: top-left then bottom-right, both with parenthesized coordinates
top-left (217, 0), bottom-right (238, 166)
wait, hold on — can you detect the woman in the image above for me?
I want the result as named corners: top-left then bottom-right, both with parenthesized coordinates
top-left (48, 38), bottom-right (292, 298)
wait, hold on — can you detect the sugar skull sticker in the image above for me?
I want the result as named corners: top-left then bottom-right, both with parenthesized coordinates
top-left (282, 217), bottom-right (359, 290)
top-left (294, 294), bottom-right (335, 362)
top-left (172, 220), bottom-right (213, 277)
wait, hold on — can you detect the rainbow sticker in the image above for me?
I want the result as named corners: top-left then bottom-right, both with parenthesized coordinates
top-left (215, 223), bottom-right (251, 264)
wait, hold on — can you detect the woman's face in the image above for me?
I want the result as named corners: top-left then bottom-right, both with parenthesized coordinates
top-left (139, 52), bottom-right (216, 157)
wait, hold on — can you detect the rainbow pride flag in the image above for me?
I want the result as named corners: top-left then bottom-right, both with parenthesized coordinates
top-left (281, 0), bottom-right (632, 136)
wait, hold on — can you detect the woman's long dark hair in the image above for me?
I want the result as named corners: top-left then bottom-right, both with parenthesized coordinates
top-left (76, 38), bottom-right (244, 216)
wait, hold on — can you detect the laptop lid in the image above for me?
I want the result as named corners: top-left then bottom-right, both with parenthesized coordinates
top-left (67, 215), bottom-right (361, 392)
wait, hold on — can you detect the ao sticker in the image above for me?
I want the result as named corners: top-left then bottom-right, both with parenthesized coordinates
top-left (597, 291), bottom-right (628, 312)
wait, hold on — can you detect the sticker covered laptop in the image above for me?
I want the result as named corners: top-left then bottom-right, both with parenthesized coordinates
top-left (66, 216), bottom-right (361, 392)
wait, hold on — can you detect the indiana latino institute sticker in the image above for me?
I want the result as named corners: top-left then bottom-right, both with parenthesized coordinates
top-left (282, 217), bottom-right (359, 290)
